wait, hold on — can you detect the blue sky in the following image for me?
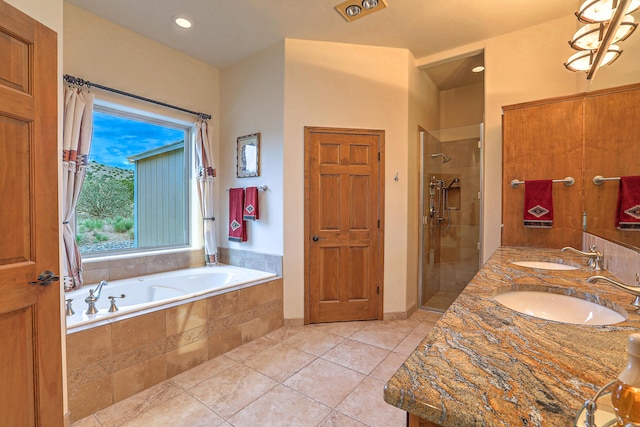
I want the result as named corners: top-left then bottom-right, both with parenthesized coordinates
top-left (91, 111), bottom-right (185, 170)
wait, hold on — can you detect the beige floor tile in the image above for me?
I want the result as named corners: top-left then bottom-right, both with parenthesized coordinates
top-left (393, 331), bottom-right (429, 356)
top-left (120, 392), bottom-right (225, 427)
top-left (284, 327), bottom-right (345, 356)
top-left (412, 320), bottom-right (438, 336)
top-left (336, 377), bottom-right (406, 427)
top-left (95, 381), bottom-right (183, 427)
top-left (228, 384), bottom-right (331, 427)
top-left (264, 325), bottom-right (305, 342)
top-left (318, 411), bottom-right (368, 427)
top-left (378, 319), bottom-right (421, 335)
top-left (171, 354), bottom-right (237, 390)
top-left (188, 364), bottom-right (278, 418)
top-left (71, 415), bottom-right (101, 427)
top-left (350, 326), bottom-right (407, 351)
top-left (322, 339), bottom-right (389, 375)
top-left (408, 310), bottom-right (433, 321)
top-left (309, 321), bottom-right (368, 337)
top-left (243, 342), bottom-right (316, 382)
top-left (224, 336), bottom-right (278, 362)
top-left (369, 352), bottom-right (409, 382)
top-left (284, 358), bottom-right (365, 407)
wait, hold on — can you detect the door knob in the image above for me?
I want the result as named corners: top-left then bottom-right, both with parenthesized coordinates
top-left (29, 270), bottom-right (60, 286)
top-left (312, 235), bottom-right (326, 242)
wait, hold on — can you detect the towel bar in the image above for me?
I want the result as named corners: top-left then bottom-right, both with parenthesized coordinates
top-left (226, 185), bottom-right (268, 191)
top-left (510, 176), bottom-right (575, 189)
top-left (592, 175), bottom-right (621, 186)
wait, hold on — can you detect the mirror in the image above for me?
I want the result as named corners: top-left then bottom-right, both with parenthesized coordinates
top-left (584, 85), bottom-right (640, 249)
top-left (236, 133), bottom-right (260, 178)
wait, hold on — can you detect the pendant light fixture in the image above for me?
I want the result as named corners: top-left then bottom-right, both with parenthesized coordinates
top-left (565, 0), bottom-right (639, 80)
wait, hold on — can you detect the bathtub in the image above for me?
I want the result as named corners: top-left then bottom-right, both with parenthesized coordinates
top-left (65, 264), bottom-right (277, 332)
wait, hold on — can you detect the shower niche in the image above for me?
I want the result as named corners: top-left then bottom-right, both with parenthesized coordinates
top-left (420, 124), bottom-right (482, 312)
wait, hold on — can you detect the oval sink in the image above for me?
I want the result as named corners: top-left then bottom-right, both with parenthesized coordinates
top-left (510, 260), bottom-right (578, 271)
top-left (494, 291), bottom-right (626, 325)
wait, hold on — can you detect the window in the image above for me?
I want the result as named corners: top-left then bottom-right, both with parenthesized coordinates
top-left (77, 104), bottom-right (193, 255)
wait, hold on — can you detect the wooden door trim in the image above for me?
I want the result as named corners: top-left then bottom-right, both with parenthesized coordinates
top-left (303, 126), bottom-right (385, 324)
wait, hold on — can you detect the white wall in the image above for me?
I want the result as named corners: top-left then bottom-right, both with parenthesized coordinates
top-left (283, 39), bottom-right (415, 320)
top-left (219, 42), bottom-right (285, 255)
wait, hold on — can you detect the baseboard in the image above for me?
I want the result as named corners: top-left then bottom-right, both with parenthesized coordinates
top-left (64, 411), bottom-right (71, 427)
top-left (383, 311), bottom-right (408, 320)
top-left (284, 318), bottom-right (304, 327)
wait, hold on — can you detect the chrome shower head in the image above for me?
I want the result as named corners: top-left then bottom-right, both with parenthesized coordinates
top-left (430, 153), bottom-right (451, 163)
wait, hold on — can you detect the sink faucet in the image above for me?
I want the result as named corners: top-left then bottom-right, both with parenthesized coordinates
top-left (561, 245), bottom-right (604, 271)
top-left (84, 280), bottom-right (108, 314)
top-left (587, 275), bottom-right (640, 311)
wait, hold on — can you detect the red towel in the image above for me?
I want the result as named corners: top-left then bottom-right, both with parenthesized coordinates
top-left (523, 180), bottom-right (553, 228)
top-left (228, 188), bottom-right (247, 242)
top-left (616, 176), bottom-right (640, 230)
top-left (243, 186), bottom-right (260, 220)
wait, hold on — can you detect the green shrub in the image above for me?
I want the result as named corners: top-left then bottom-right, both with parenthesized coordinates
top-left (80, 218), bottom-right (104, 231)
top-left (113, 216), bottom-right (134, 233)
top-left (94, 233), bottom-right (109, 242)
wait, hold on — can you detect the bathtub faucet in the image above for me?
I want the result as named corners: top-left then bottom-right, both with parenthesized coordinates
top-left (85, 280), bottom-right (108, 314)
top-left (561, 245), bottom-right (603, 270)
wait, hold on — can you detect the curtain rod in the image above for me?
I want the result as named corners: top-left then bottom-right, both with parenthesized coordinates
top-left (63, 74), bottom-right (212, 121)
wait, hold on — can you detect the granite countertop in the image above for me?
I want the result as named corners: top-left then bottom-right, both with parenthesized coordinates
top-left (384, 246), bottom-right (640, 426)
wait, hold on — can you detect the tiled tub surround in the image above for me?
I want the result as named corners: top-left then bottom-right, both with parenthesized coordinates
top-left (66, 277), bottom-right (283, 422)
top-left (384, 246), bottom-right (640, 426)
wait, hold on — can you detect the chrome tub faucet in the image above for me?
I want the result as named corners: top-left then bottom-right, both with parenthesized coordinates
top-left (84, 280), bottom-right (108, 314)
top-left (561, 245), bottom-right (604, 270)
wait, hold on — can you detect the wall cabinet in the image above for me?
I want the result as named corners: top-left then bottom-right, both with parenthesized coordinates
top-left (502, 83), bottom-right (640, 250)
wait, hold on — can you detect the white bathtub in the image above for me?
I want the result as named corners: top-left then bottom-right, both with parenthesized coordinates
top-left (65, 264), bottom-right (277, 332)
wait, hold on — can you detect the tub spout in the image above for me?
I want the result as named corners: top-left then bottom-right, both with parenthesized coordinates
top-left (85, 280), bottom-right (108, 314)
top-left (561, 245), bottom-right (604, 270)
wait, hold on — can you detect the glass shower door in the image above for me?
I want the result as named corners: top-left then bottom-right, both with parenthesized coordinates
top-left (420, 124), bottom-right (482, 312)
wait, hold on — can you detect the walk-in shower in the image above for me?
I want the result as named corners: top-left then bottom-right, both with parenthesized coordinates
top-left (420, 124), bottom-right (482, 312)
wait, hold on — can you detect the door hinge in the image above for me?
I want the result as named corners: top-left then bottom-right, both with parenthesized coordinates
top-left (378, 151), bottom-right (380, 161)
top-left (377, 219), bottom-right (380, 228)
top-left (377, 286), bottom-right (380, 294)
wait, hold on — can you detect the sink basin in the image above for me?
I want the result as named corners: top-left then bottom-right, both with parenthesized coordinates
top-left (510, 260), bottom-right (578, 271)
top-left (494, 291), bottom-right (626, 325)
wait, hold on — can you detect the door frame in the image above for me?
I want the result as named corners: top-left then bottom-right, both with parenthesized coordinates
top-left (303, 126), bottom-right (385, 324)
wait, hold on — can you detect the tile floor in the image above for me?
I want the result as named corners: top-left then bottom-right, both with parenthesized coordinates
top-left (72, 310), bottom-right (442, 427)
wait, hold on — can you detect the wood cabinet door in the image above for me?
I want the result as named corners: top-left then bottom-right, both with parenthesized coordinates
top-left (0, 2), bottom-right (63, 425)
top-left (304, 127), bottom-right (384, 323)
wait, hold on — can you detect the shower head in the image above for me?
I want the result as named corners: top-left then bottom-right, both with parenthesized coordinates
top-left (430, 153), bottom-right (451, 163)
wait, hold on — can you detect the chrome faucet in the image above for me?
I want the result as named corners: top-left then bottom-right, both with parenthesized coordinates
top-left (561, 245), bottom-right (604, 271)
top-left (84, 280), bottom-right (108, 314)
top-left (587, 275), bottom-right (640, 311)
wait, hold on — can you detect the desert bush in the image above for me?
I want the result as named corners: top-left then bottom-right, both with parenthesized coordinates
top-left (112, 216), bottom-right (134, 233)
top-left (79, 218), bottom-right (104, 232)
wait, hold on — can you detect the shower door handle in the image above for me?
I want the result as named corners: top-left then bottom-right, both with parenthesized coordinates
top-left (312, 235), bottom-right (326, 242)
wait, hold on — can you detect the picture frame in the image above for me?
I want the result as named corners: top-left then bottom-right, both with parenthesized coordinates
top-left (236, 133), bottom-right (260, 178)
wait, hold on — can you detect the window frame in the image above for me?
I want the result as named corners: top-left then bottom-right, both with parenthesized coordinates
top-left (79, 100), bottom-right (196, 259)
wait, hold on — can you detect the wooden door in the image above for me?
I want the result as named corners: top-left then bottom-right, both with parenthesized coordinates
top-left (304, 127), bottom-right (384, 323)
top-left (0, 2), bottom-right (63, 425)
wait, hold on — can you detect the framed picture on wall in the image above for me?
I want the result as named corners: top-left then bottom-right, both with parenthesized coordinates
top-left (236, 133), bottom-right (260, 178)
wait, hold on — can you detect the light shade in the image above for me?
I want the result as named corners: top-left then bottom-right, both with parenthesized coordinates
top-left (576, 0), bottom-right (640, 23)
top-left (564, 44), bottom-right (622, 71)
top-left (569, 15), bottom-right (637, 50)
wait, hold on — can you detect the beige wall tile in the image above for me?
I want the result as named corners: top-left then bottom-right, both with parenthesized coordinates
top-left (166, 325), bottom-right (208, 352)
top-left (111, 339), bottom-right (166, 372)
top-left (166, 338), bottom-right (208, 378)
top-left (241, 314), bottom-right (272, 344)
top-left (175, 249), bottom-right (205, 268)
top-left (66, 324), bottom-right (112, 370)
top-left (240, 283), bottom-right (270, 310)
top-left (83, 259), bottom-right (110, 271)
top-left (208, 325), bottom-right (242, 359)
top-left (268, 279), bottom-right (283, 302)
top-left (113, 355), bottom-right (167, 402)
top-left (146, 253), bottom-right (178, 275)
top-left (67, 359), bottom-right (112, 389)
top-left (68, 375), bottom-right (113, 423)
top-left (82, 268), bottom-right (110, 286)
top-left (166, 300), bottom-right (207, 336)
top-left (108, 262), bottom-right (147, 281)
top-left (111, 311), bottom-right (166, 354)
top-left (207, 291), bottom-right (240, 321)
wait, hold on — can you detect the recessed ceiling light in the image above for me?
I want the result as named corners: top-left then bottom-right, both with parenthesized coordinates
top-left (362, 0), bottom-right (378, 9)
top-left (175, 17), bottom-right (192, 29)
top-left (472, 66), bottom-right (485, 73)
top-left (345, 5), bottom-right (362, 16)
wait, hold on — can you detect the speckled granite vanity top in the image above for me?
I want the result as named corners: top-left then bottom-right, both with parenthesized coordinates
top-left (384, 246), bottom-right (640, 426)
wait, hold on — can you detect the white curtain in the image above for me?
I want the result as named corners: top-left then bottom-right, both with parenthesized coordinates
top-left (62, 87), bottom-right (94, 290)
top-left (195, 121), bottom-right (218, 265)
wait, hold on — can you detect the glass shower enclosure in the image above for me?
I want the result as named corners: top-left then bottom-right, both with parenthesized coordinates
top-left (420, 124), bottom-right (483, 312)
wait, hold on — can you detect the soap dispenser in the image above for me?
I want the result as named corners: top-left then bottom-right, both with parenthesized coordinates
top-left (611, 333), bottom-right (640, 426)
